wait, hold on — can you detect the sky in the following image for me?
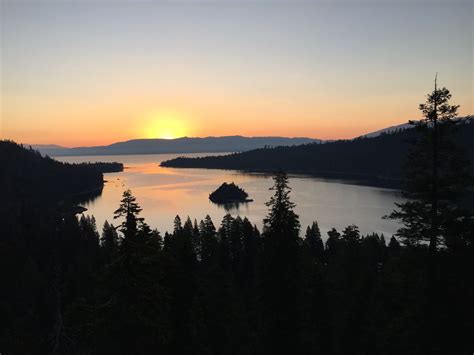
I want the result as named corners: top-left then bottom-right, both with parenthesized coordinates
top-left (1, 0), bottom-right (472, 147)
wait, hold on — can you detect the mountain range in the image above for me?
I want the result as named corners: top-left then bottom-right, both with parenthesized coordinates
top-left (358, 122), bottom-right (412, 138)
top-left (28, 122), bottom-right (416, 157)
top-left (161, 118), bottom-right (474, 188)
top-left (29, 136), bottom-right (322, 157)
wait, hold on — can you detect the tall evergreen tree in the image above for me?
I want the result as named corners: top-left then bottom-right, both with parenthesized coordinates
top-left (173, 215), bottom-right (182, 233)
top-left (192, 218), bottom-right (201, 259)
top-left (241, 217), bottom-right (260, 289)
top-left (386, 79), bottom-right (472, 250)
top-left (218, 214), bottom-right (234, 271)
top-left (263, 171), bottom-right (300, 240)
top-left (171, 215), bottom-right (197, 271)
top-left (385, 78), bottom-right (473, 354)
top-left (261, 171), bottom-right (301, 354)
top-left (199, 215), bottom-right (218, 267)
top-left (388, 236), bottom-right (401, 253)
top-left (101, 220), bottom-right (119, 261)
top-left (230, 216), bottom-right (244, 276)
top-left (325, 228), bottom-right (341, 257)
top-left (304, 221), bottom-right (324, 259)
top-left (342, 225), bottom-right (361, 245)
top-left (113, 189), bottom-right (144, 241)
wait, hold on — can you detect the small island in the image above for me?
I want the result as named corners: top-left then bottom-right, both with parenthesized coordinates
top-left (209, 182), bottom-right (253, 204)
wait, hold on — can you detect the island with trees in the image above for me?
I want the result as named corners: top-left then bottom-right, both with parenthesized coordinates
top-left (209, 182), bottom-right (253, 204)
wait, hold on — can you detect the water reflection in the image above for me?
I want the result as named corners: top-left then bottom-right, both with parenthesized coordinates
top-left (56, 153), bottom-right (404, 238)
top-left (213, 201), bottom-right (251, 212)
top-left (70, 187), bottom-right (103, 206)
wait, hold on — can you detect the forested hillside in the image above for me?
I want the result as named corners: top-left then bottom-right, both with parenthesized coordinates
top-left (1, 140), bottom-right (122, 202)
top-left (162, 118), bottom-right (474, 187)
top-left (1, 175), bottom-right (472, 354)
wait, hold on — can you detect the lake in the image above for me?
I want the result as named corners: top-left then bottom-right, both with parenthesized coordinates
top-left (57, 153), bottom-right (404, 239)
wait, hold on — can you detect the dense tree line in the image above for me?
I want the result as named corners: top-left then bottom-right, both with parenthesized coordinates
top-left (1, 174), bottom-right (472, 354)
top-left (0, 141), bottom-right (123, 202)
top-left (161, 117), bottom-right (474, 189)
top-left (1, 85), bottom-right (473, 354)
top-left (87, 162), bottom-right (124, 173)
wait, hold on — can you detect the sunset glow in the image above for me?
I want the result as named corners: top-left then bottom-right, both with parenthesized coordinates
top-left (143, 110), bottom-right (192, 140)
top-left (3, 1), bottom-right (474, 350)
top-left (1, 1), bottom-right (472, 146)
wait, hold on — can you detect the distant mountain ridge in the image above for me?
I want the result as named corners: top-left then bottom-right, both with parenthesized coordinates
top-left (359, 123), bottom-right (412, 138)
top-left (29, 136), bottom-right (320, 156)
top-left (28, 124), bottom-right (406, 157)
top-left (29, 118), bottom-right (471, 157)
top-left (27, 144), bottom-right (66, 150)
top-left (160, 118), bottom-right (474, 188)
top-left (359, 116), bottom-right (472, 139)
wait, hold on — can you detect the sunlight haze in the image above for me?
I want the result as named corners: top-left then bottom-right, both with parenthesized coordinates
top-left (1, 0), bottom-right (472, 146)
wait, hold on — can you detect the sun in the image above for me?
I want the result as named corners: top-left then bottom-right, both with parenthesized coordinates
top-left (143, 110), bottom-right (190, 139)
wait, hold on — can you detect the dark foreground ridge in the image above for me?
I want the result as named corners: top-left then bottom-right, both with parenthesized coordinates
top-left (1, 140), bottom-right (123, 202)
top-left (161, 117), bottom-right (474, 188)
top-left (91, 161), bottom-right (124, 173)
top-left (2, 174), bottom-right (473, 355)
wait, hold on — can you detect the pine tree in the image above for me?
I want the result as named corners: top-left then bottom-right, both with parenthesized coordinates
top-left (218, 214), bottom-right (234, 270)
top-left (263, 171), bottom-right (300, 241)
top-left (183, 216), bottom-right (193, 235)
top-left (199, 215), bottom-right (217, 267)
top-left (261, 171), bottom-right (301, 353)
top-left (386, 79), bottom-right (472, 250)
top-left (388, 236), bottom-right (401, 253)
top-left (173, 215), bottom-right (182, 234)
top-left (241, 217), bottom-right (259, 290)
top-left (325, 228), bottom-right (341, 256)
top-left (385, 78), bottom-right (473, 354)
top-left (342, 225), bottom-right (360, 244)
top-left (304, 221), bottom-right (324, 259)
top-left (78, 215), bottom-right (101, 268)
top-left (230, 216), bottom-right (244, 275)
top-left (113, 189), bottom-right (144, 241)
top-left (192, 218), bottom-right (201, 259)
top-left (148, 228), bottom-right (163, 251)
top-left (101, 220), bottom-right (119, 260)
top-left (172, 215), bottom-right (197, 271)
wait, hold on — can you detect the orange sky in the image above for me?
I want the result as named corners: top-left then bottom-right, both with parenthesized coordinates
top-left (1, 1), bottom-right (472, 147)
top-left (2, 88), bottom-right (472, 147)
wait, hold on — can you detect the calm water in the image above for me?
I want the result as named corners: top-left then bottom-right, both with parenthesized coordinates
top-left (57, 153), bottom-right (404, 238)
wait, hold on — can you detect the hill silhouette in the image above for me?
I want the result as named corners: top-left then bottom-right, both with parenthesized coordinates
top-left (161, 118), bottom-right (474, 188)
top-left (29, 136), bottom-right (320, 156)
top-left (1, 141), bottom-right (123, 202)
